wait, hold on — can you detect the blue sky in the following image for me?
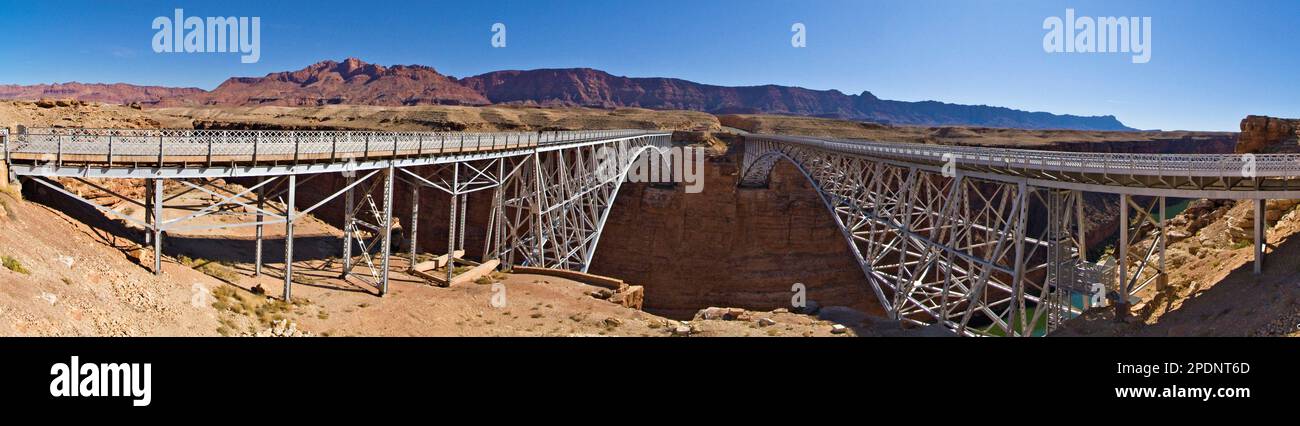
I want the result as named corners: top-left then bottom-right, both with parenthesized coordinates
top-left (1, 0), bottom-right (1297, 131)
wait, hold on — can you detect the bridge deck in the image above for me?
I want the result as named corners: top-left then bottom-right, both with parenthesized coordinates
top-left (753, 134), bottom-right (1300, 199)
top-left (3, 128), bottom-right (663, 178)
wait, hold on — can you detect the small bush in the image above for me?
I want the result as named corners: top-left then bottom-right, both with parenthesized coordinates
top-left (179, 255), bottom-right (241, 283)
top-left (2, 255), bottom-right (29, 275)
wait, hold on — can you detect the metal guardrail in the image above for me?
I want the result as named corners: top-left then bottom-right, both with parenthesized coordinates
top-left (759, 134), bottom-right (1300, 179)
top-left (5, 128), bottom-right (652, 167)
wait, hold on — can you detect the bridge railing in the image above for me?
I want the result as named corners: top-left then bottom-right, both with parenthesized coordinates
top-left (763, 135), bottom-right (1300, 178)
top-left (5, 128), bottom-right (651, 167)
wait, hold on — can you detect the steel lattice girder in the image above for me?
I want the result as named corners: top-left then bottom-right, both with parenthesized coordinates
top-left (498, 134), bottom-right (672, 272)
top-left (740, 140), bottom-right (1106, 336)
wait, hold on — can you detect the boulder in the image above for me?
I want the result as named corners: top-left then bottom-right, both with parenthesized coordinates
top-left (607, 285), bottom-right (644, 310)
top-left (589, 288), bottom-right (613, 300)
top-left (695, 306), bottom-right (746, 321)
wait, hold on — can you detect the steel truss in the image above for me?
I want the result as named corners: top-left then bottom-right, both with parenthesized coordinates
top-left (16, 131), bottom-right (671, 304)
top-left (499, 134), bottom-right (672, 272)
top-left (740, 139), bottom-right (1170, 336)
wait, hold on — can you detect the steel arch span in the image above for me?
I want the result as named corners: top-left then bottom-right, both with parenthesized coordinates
top-left (497, 137), bottom-right (673, 272)
top-left (740, 137), bottom-right (1089, 337)
top-left (2, 127), bottom-right (671, 300)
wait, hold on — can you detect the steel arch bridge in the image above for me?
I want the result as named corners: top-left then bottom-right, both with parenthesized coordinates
top-left (1, 127), bottom-right (670, 301)
top-left (5, 127), bottom-right (1298, 336)
top-left (741, 134), bottom-right (1300, 336)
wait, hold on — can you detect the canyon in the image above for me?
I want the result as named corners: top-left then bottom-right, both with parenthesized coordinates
top-left (1, 101), bottom-right (1282, 335)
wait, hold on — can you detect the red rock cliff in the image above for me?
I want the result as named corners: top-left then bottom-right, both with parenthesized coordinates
top-left (587, 149), bottom-right (880, 319)
top-left (1238, 115), bottom-right (1300, 153)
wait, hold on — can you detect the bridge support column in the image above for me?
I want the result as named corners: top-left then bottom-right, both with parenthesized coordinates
top-left (1116, 194), bottom-right (1129, 322)
top-left (340, 173), bottom-right (354, 279)
top-left (151, 178), bottom-right (163, 275)
top-left (143, 179), bottom-right (153, 245)
top-left (408, 175), bottom-right (419, 268)
top-left (1158, 197), bottom-right (1168, 290)
top-left (283, 175), bottom-right (296, 302)
top-left (379, 166), bottom-right (394, 296)
top-left (484, 159), bottom-right (506, 264)
top-left (1255, 198), bottom-right (1265, 275)
top-left (446, 164), bottom-right (459, 285)
top-left (253, 176), bottom-right (264, 277)
top-left (458, 193), bottom-right (467, 255)
top-left (1076, 191), bottom-right (1087, 262)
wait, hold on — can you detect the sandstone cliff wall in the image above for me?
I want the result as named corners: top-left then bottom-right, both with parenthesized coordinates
top-left (587, 152), bottom-right (879, 319)
top-left (1238, 115), bottom-right (1300, 154)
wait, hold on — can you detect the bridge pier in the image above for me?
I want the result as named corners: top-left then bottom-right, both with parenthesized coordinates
top-left (253, 177), bottom-right (264, 277)
top-left (1115, 196), bottom-right (1130, 322)
top-left (143, 179), bottom-right (153, 246)
top-left (1158, 197), bottom-right (1167, 291)
top-left (379, 166), bottom-right (394, 296)
top-left (1255, 198), bottom-right (1265, 275)
top-left (446, 163), bottom-right (459, 285)
top-left (408, 174), bottom-right (419, 267)
top-left (151, 178), bottom-right (163, 275)
top-left (340, 173), bottom-right (354, 278)
top-left (283, 175), bottom-right (296, 302)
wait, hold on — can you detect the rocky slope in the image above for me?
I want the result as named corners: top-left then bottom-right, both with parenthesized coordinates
top-left (1056, 196), bottom-right (1300, 337)
top-left (5, 58), bottom-right (1132, 130)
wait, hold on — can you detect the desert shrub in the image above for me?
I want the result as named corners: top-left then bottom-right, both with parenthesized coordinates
top-left (2, 255), bottom-right (29, 275)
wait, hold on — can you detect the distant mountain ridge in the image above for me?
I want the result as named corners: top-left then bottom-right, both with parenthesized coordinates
top-left (3, 58), bottom-right (1135, 131)
top-left (460, 68), bottom-right (1132, 130)
top-left (177, 58), bottom-right (489, 107)
top-left (0, 82), bottom-right (203, 106)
